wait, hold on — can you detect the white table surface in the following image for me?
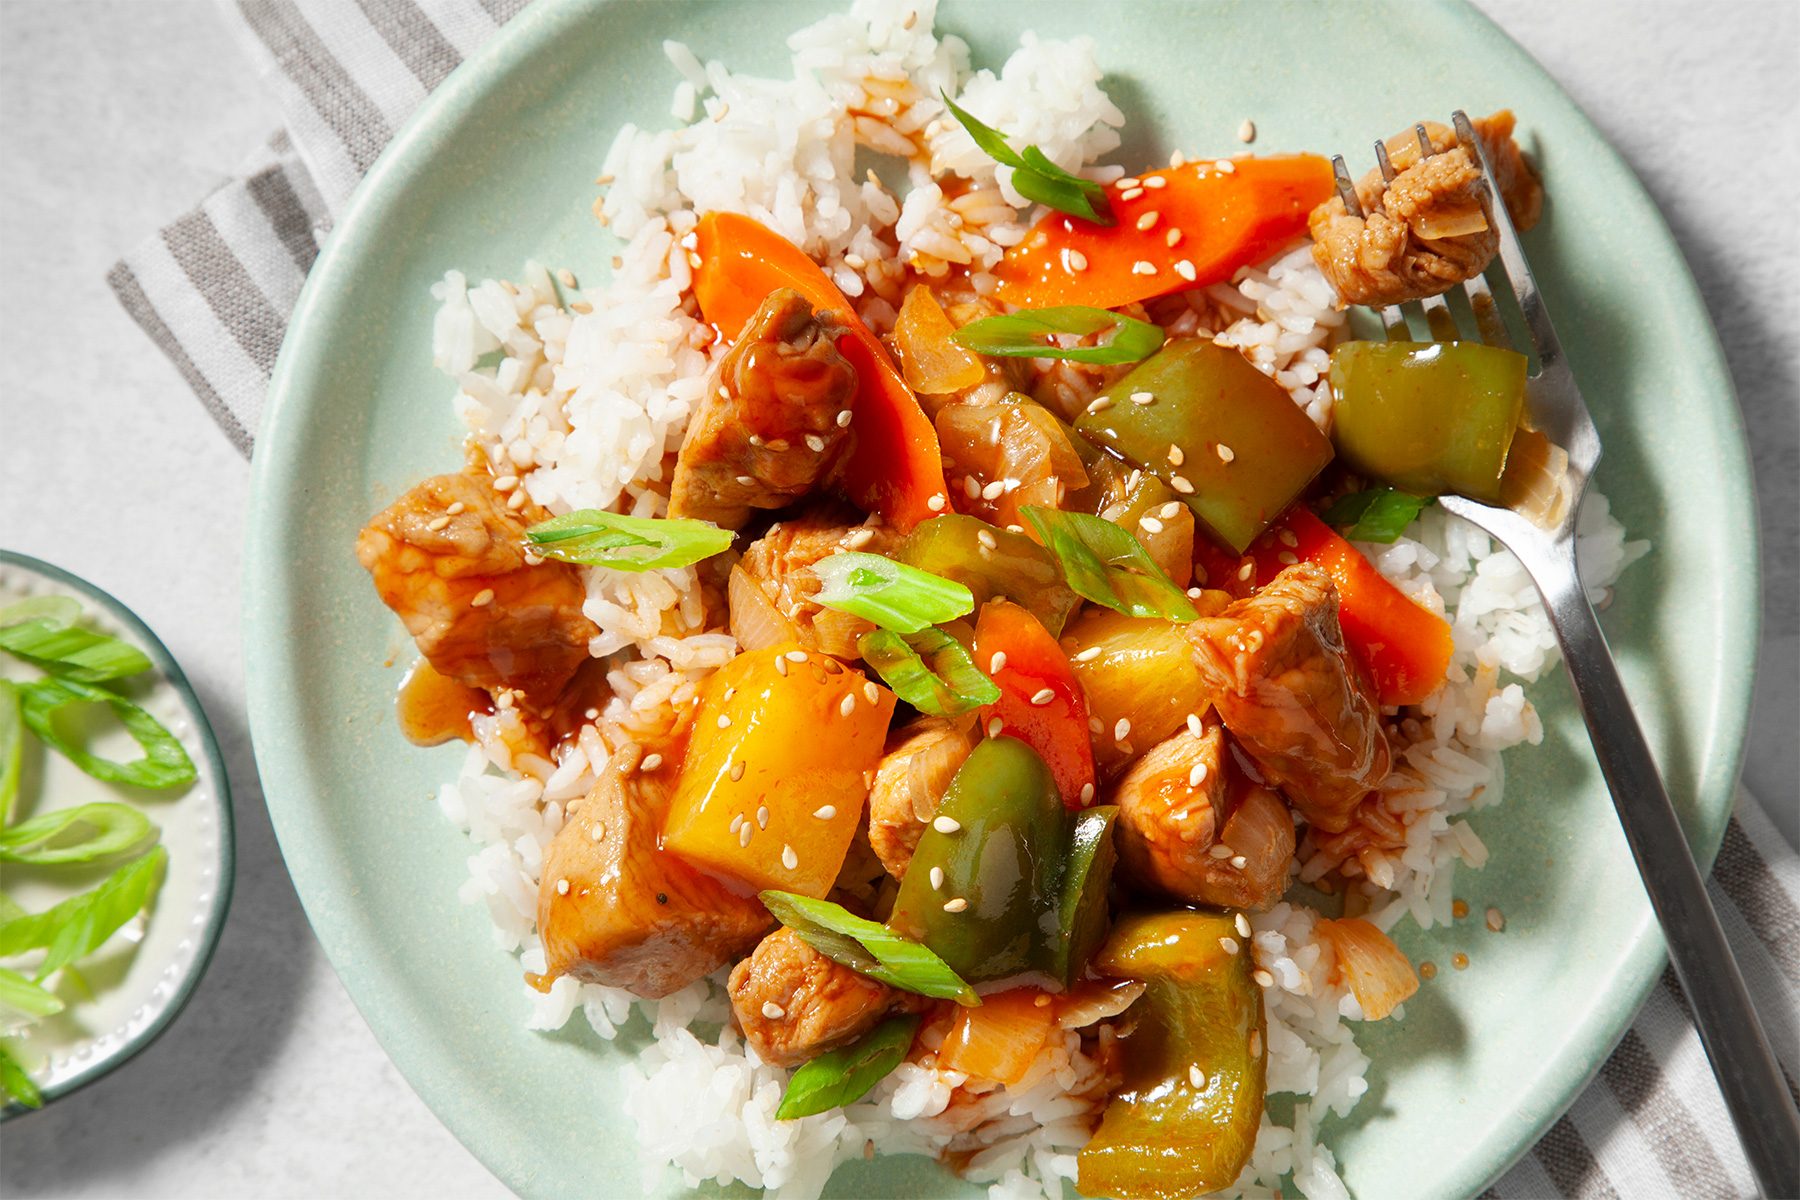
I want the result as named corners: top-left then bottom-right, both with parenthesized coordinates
top-left (1, 1), bottom-right (1793, 1196)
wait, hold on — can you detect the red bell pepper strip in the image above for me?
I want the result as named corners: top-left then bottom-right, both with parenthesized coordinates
top-left (1193, 508), bottom-right (1453, 707)
top-left (972, 599), bottom-right (1097, 809)
top-left (994, 155), bottom-right (1335, 311)
top-left (691, 212), bottom-right (948, 532)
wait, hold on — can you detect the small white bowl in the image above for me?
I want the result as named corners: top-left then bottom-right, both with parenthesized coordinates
top-left (0, 551), bottom-right (234, 1116)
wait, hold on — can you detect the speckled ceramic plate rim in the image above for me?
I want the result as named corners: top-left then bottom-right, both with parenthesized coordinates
top-left (242, 1), bottom-right (1759, 1196)
top-left (0, 549), bottom-right (237, 1119)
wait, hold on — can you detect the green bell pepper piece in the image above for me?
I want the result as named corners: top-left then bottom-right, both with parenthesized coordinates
top-left (896, 514), bottom-right (1079, 636)
top-left (888, 737), bottom-right (1065, 983)
top-left (1075, 338), bottom-right (1335, 554)
top-left (1328, 340), bottom-right (1527, 503)
top-left (1076, 910), bottom-right (1266, 1200)
top-left (1044, 806), bottom-right (1118, 988)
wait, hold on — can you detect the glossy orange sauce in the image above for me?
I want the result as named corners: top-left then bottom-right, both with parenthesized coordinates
top-left (395, 659), bottom-right (491, 746)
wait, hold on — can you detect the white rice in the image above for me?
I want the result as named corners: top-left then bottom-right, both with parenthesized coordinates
top-left (418, 2), bottom-right (1649, 1196)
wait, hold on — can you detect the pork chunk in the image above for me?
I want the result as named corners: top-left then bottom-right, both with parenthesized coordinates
top-left (356, 473), bottom-right (598, 697)
top-left (1186, 564), bottom-right (1390, 833)
top-left (735, 507), bottom-right (896, 659)
top-left (1309, 110), bottom-right (1543, 308)
top-left (669, 289), bottom-right (858, 529)
top-left (1111, 716), bottom-right (1295, 911)
top-left (868, 717), bottom-right (978, 880)
top-left (538, 743), bottom-right (771, 998)
top-left (728, 927), bottom-right (923, 1068)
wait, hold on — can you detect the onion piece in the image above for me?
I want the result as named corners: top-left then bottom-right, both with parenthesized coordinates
top-left (894, 285), bottom-right (986, 396)
top-left (1317, 916), bottom-right (1419, 1020)
top-left (728, 565), bottom-right (799, 652)
top-left (1500, 426), bottom-right (1571, 528)
top-left (936, 987), bottom-right (1056, 1085)
top-left (1055, 978), bottom-right (1147, 1029)
top-left (1413, 201), bottom-right (1489, 240)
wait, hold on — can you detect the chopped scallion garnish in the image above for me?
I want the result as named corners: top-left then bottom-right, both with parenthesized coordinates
top-left (953, 306), bottom-right (1165, 366)
top-left (941, 93), bottom-right (1113, 225)
top-left (760, 890), bottom-right (979, 1006)
top-left (0, 802), bottom-right (157, 866)
top-left (1320, 488), bottom-right (1434, 544)
top-left (525, 510), bottom-right (733, 571)
top-left (776, 1014), bottom-right (921, 1120)
top-left (811, 553), bottom-right (974, 634)
top-left (16, 678), bottom-right (196, 790)
top-left (1022, 506), bottom-right (1198, 622)
top-left (0, 847), bottom-right (167, 983)
top-left (0, 618), bottom-right (153, 684)
top-left (858, 628), bottom-right (998, 717)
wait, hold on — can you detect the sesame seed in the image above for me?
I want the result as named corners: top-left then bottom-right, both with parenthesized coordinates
top-left (555, 878), bottom-right (571, 895)
top-left (837, 409), bottom-right (854, 428)
top-left (1245, 630), bottom-right (1265, 651)
top-left (942, 898), bottom-right (969, 913)
top-left (757, 805), bottom-right (770, 829)
top-left (1453, 953), bottom-right (1470, 970)
top-left (839, 693), bottom-right (857, 717)
top-left (1189, 1065), bottom-right (1206, 1088)
top-left (735, 474), bottom-right (755, 486)
top-left (977, 529), bottom-right (997, 550)
top-left (1006, 524), bottom-right (1024, 534)
top-left (717, 714), bottom-right (732, 729)
top-left (981, 479), bottom-right (1006, 501)
top-left (1253, 969), bottom-right (1274, 988)
top-left (1073, 646), bottom-right (1101, 663)
top-left (1216, 443), bottom-right (1236, 464)
top-left (762, 1001), bottom-right (787, 1020)
top-left (494, 474), bottom-right (519, 491)
top-left (1235, 913), bottom-right (1252, 938)
top-left (470, 589), bottom-right (495, 608)
top-left (1067, 249), bottom-right (1088, 271)
top-left (1452, 899), bottom-right (1470, 920)
top-left (1170, 150), bottom-right (1187, 167)
top-left (1187, 587), bottom-right (1202, 599)
top-left (987, 717), bottom-right (1005, 738)
top-left (927, 494), bottom-right (947, 512)
top-left (1238, 118), bottom-right (1256, 143)
top-left (844, 253), bottom-right (867, 269)
top-left (1142, 175), bottom-right (1166, 189)
top-left (1209, 844), bottom-right (1234, 860)
top-left (933, 815), bottom-right (962, 834)
top-left (964, 474), bottom-right (982, 500)
top-left (442, 502), bottom-right (463, 518)
top-left (1238, 561), bottom-right (1255, 581)
top-left (1420, 961), bottom-right (1438, 979)
top-left (1278, 528), bottom-right (1299, 548)
top-left (730, 760), bottom-right (746, 782)
top-left (1130, 260), bottom-right (1157, 276)
top-left (1135, 211), bottom-right (1160, 231)
top-left (1250, 1030), bottom-right (1262, 1059)
top-left (739, 822), bottom-right (754, 847)
top-left (590, 822), bottom-right (607, 842)
top-left (814, 805), bottom-right (837, 820)
top-left (786, 650), bottom-right (809, 663)
top-left (845, 528), bottom-right (876, 550)
top-left (1140, 516), bottom-right (1165, 534)
top-left (765, 439), bottom-right (790, 452)
top-left (1030, 688), bottom-right (1056, 706)
top-left (1230, 855), bottom-right (1248, 869)
top-left (1188, 762), bottom-right (1209, 788)
top-left (1085, 396), bottom-right (1113, 414)
top-left (989, 651), bottom-right (1008, 674)
top-left (1215, 159), bottom-right (1236, 174)
top-left (1187, 713), bottom-right (1205, 737)
top-left (748, 433), bottom-right (764, 446)
top-left (1167, 444), bottom-right (1185, 467)
top-left (1170, 475), bottom-right (1195, 494)
top-left (1113, 718), bottom-right (1132, 742)
top-left (1486, 907), bottom-right (1506, 932)
top-left (1160, 502), bottom-right (1183, 520)
top-left (774, 656), bottom-right (789, 676)
top-left (1079, 782), bottom-right (1095, 804)
top-left (1166, 228), bottom-right (1184, 248)
top-left (1278, 552), bottom-right (1299, 566)
top-left (1173, 260), bottom-right (1197, 282)
top-left (730, 813), bottom-right (745, 834)
top-left (427, 515), bottom-right (452, 532)
top-left (930, 866), bottom-right (945, 890)
top-left (1088, 717), bottom-right (1103, 734)
top-left (1219, 935), bottom-right (1240, 954)
top-left (1130, 391), bottom-right (1155, 405)
top-left (862, 683), bottom-right (879, 706)
top-left (782, 844), bottom-right (799, 871)
top-left (805, 434), bottom-right (826, 453)
top-left (642, 753), bottom-right (664, 772)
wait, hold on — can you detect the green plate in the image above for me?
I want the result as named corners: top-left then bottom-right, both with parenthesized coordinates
top-left (243, 2), bottom-right (1757, 1197)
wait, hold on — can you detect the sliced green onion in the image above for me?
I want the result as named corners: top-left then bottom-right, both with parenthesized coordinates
top-left (1321, 488), bottom-right (1434, 544)
top-left (0, 1039), bottom-right (42, 1109)
top-left (0, 967), bottom-right (64, 1019)
top-left (0, 683), bottom-right (19, 826)
top-left (858, 628), bottom-right (999, 717)
top-left (525, 510), bottom-right (733, 572)
top-left (760, 890), bottom-right (979, 1006)
top-left (0, 847), bottom-right (166, 982)
top-left (952, 307), bottom-right (1165, 366)
top-left (0, 596), bottom-right (81, 630)
top-left (0, 892), bottom-right (24, 925)
top-left (811, 553), bottom-right (974, 635)
top-left (776, 1014), bottom-right (921, 1120)
top-left (0, 803), bottom-right (157, 866)
top-left (0, 619), bottom-right (152, 684)
top-left (17, 679), bottom-right (195, 790)
top-left (1022, 506), bottom-right (1199, 622)
top-left (941, 93), bottom-right (1112, 226)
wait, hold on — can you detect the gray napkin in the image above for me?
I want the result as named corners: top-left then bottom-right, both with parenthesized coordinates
top-left (107, 2), bottom-right (1799, 1196)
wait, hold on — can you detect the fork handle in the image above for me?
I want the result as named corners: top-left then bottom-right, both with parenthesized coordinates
top-left (1530, 556), bottom-right (1800, 1196)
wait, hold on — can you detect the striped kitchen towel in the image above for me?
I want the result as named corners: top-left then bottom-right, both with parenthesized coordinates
top-left (107, 2), bottom-right (1798, 1196)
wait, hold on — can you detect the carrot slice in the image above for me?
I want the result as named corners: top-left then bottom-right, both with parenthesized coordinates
top-left (692, 213), bottom-right (948, 531)
top-left (995, 155), bottom-right (1335, 311)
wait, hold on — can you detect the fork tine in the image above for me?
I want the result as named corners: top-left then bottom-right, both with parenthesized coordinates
top-left (1460, 267), bottom-right (1514, 349)
top-left (1373, 138), bottom-right (1397, 185)
top-left (1330, 154), bottom-right (1363, 218)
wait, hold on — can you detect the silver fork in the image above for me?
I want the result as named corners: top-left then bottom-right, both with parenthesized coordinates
top-left (1332, 114), bottom-right (1799, 1197)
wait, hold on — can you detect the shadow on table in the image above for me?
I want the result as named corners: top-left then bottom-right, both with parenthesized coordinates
top-left (0, 678), bottom-right (316, 1194)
